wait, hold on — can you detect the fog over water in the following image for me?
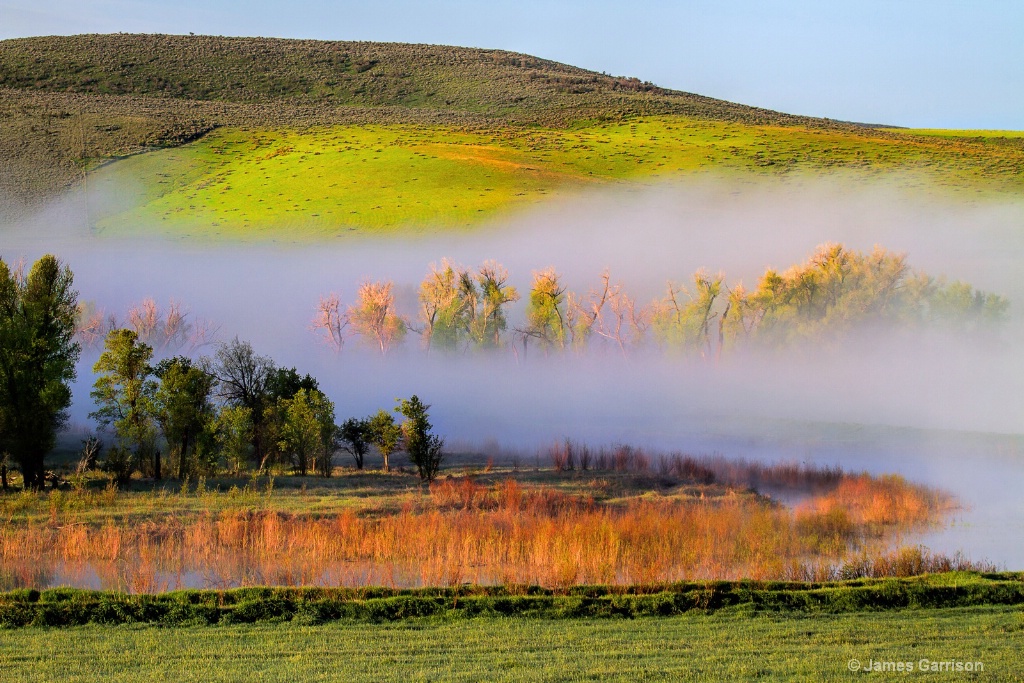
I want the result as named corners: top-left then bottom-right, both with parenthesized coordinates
top-left (4, 176), bottom-right (1024, 567)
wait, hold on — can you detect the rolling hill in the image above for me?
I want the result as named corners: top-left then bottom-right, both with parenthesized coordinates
top-left (1, 34), bottom-right (1022, 237)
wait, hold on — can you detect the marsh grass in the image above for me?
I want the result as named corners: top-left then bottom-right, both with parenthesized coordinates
top-left (0, 448), bottom-right (956, 592)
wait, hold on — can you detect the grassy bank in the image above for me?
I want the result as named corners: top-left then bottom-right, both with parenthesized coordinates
top-left (0, 604), bottom-right (1019, 681)
top-left (1, 572), bottom-right (1022, 629)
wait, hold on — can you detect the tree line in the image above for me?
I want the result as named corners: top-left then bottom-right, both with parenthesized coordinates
top-left (313, 244), bottom-right (1009, 358)
top-left (0, 254), bottom-right (445, 490)
top-left (88, 333), bottom-right (445, 487)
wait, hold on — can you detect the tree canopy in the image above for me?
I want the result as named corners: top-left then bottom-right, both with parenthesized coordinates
top-left (0, 255), bottom-right (80, 490)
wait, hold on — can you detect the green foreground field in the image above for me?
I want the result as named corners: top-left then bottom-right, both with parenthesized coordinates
top-left (88, 116), bottom-right (1024, 240)
top-left (0, 605), bottom-right (1019, 682)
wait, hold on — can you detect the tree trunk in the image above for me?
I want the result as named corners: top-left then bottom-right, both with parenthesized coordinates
top-left (154, 450), bottom-right (162, 481)
top-left (178, 434), bottom-right (190, 480)
top-left (1, 463), bottom-right (7, 490)
top-left (24, 458), bottom-right (44, 491)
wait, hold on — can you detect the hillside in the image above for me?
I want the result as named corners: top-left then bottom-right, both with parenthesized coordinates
top-left (0, 34), bottom-right (863, 210)
top-left (0, 34), bottom-right (823, 123)
top-left (1, 34), bottom-right (1022, 237)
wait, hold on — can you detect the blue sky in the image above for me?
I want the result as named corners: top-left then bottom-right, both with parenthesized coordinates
top-left (2, 0), bottom-right (1021, 129)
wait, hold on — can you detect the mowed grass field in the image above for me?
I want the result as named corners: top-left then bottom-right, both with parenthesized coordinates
top-left (1, 606), bottom-right (1020, 682)
top-left (89, 116), bottom-right (1024, 240)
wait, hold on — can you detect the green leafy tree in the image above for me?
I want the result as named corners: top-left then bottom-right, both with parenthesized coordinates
top-left (0, 255), bottom-right (80, 490)
top-left (261, 366), bottom-right (320, 469)
top-left (90, 329), bottom-right (158, 484)
top-left (152, 356), bottom-right (217, 480)
top-left (215, 405), bottom-right (253, 476)
top-left (367, 409), bottom-right (401, 472)
top-left (396, 395), bottom-right (444, 482)
top-left (651, 270), bottom-right (723, 357)
top-left (930, 279), bottom-right (1009, 328)
top-left (721, 244), bottom-right (1009, 349)
top-left (420, 259), bottom-right (472, 352)
top-left (209, 338), bottom-right (274, 468)
top-left (338, 417), bottom-right (372, 469)
top-left (521, 268), bottom-right (566, 353)
top-left (278, 388), bottom-right (335, 477)
top-left (467, 260), bottom-right (519, 349)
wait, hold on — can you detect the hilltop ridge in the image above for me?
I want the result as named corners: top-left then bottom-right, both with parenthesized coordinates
top-left (0, 34), bottom-right (822, 124)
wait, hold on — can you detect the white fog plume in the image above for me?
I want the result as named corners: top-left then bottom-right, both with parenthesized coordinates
top-left (5, 176), bottom-right (1021, 435)
top-left (4, 175), bottom-right (1024, 566)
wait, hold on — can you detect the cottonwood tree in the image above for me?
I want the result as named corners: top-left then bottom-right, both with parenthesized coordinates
top-left (396, 395), bottom-right (444, 482)
top-left (719, 244), bottom-right (1009, 349)
top-left (311, 292), bottom-right (349, 352)
top-left (929, 279), bottom-right (1009, 329)
top-left (564, 270), bottom-right (617, 352)
top-left (0, 255), bottom-right (80, 490)
top-left (367, 409), bottom-right (401, 472)
top-left (350, 281), bottom-right (407, 355)
top-left (604, 282), bottom-right (649, 356)
top-left (519, 268), bottom-right (567, 353)
top-left (125, 298), bottom-right (198, 351)
top-left (75, 301), bottom-right (116, 350)
top-left (568, 271), bottom-right (649, 357)
top-left (152, 356), bottom-right (217, 480)
top-left (466, 260), bottom-right (519, 349)
top-left (651, 270), bottom-right (723, 358)
top-left (419, 259), bottom-right (472, 352)
top-left (90, 329), bottom-right (158, 484)
top-left (78, 299), bottom-right (217, 353)
top-left (337, 417), bottom-right (372, 469)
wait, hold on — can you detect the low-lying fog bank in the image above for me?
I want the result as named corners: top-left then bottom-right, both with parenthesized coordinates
top-left (3, 176), bottom-right (1023, 567)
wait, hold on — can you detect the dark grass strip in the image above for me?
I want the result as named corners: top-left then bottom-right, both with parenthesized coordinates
top-left (2, 571), bottom-right (1022, 628)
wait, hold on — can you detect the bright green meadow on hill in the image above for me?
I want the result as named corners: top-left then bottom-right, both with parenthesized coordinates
top-left (88, 116), bottom-right (1024, 239)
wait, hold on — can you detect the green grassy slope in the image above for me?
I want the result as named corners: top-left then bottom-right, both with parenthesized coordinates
top-left (1, 606), bottom-right (1019, 681)
top-left (89, 117), bottom-right (1024, 239)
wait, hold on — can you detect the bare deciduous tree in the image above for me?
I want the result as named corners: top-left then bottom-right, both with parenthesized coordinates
top-left (311, 292), bottom-right (349, 352)
top-left (80, 298), bottom-right (217, 353)
top-left (350, 281), bottom-right (407, 355)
